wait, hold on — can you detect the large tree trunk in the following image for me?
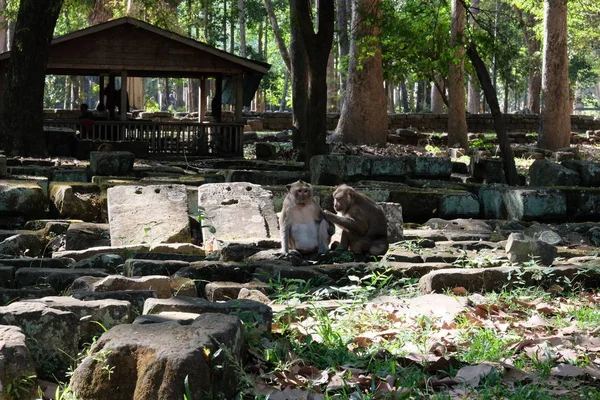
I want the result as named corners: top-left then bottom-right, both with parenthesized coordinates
top-left (336, 0), bottom-right (350, 109)
top-left (290, 4), bottom-right (309, 153)
top-left (447, 0), bottom-right (468, 149)
top-left (513, 6), bottom-right (542, 113)
top-left (335, 0), bottom-right (387, 146)
top-left (0, 0), bottom-right (64, 157)
top-left (293, 0), bottom-right (335, 163)
top-left (538, 0), bottom-right (570, 150)
top-left (0, 0), bottom-right (7, 52)
top-left (467, 44), bottom-right (518, 186)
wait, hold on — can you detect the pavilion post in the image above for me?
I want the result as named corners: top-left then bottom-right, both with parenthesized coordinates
top-left (199, 77), bottom-right (206, 122)
top-left (99, 75), bottom-right (105, 109)
top-left (235, 73), bottom-right (243, 123)
top-left (120, 70), bottom-right (128, 121)
top-left (0, 64), bottom-right (5, 115)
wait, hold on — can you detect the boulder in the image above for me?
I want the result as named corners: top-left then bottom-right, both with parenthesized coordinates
top-left (89, 151), bottom-right (135, 176)
top-left (0, 302), bottom-right (78, 380)
top-left (0, 325), bottom-right (37, 400)
top-left (0, 234), bottom-right (45, 257)
top-left (505, 232), bottom-right (557, 266)
top-left (0, 181), bottom-right (47, 218)
top-left (107, 184), bottom-right (191, 246)
top-left (66, 222), bottom-right (110, 250)
top-left (529, 159), bottom-right (580, 187)
top-left (561, 160), bottom-right (600, 187)
top-left (69, 314), bottom-right (244, 400)
top-left (49, 182), bottom-right (102, 222)
top-left (198, 182), bottom-right (279, 244)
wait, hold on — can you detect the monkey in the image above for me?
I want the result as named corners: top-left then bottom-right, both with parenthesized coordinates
top-left (97, 143), bottom-right (113, 152)
top-left (323, 184), bottom-right (389, 255)
top-left (280, 180), bottom-right (334, 255)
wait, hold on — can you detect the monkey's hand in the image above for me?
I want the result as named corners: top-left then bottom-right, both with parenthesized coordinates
top-left (322, 210), bottom-right (334, 220)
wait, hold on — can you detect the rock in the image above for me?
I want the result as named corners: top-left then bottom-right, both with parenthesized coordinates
top-left (0, 234), bottom-right (45, 258)
top-left (370, 294), bottom-right (467, 324)
top-left (438, 192), bottom-right (480, 219)
top-left (247, 119), bottom-right (264, 131)
top-left (49, 182), bottom-right (102, 222)
top-left (561, 160), bottom-right (600, 187)
top-left (23, 296), bottom-right (132, 344)
top-left (198, 182), bottom-right (279, 245)
top-left (43, 221), bottom-right (70, 237)
top-left (53, 244), bottom-right (150, 262)
top-left (89, 151), bottom-right (135, 176)
top-left (107, 184), bottom-right (191, 246)
top-left (204, 281), bottom-right (272, 302)
top-left (70, 314), bottom-right (244, 400)
top-left (71, 253), bottom-right (124, 273)
top-left (71, 275), bottom-right (194, 299)
top-left (0, 181), bottom-right (47, 218)
top-left (0, 257), bottom-right (73, 269)
top-left (371, 157), bottom-right (410, 180)
top-left (310, 154), bottom-right (371, 185)
top-left (407, 156), bottom-right (452, 179)
top-left (505, 232), bottom-right (557, 266)
top-left (0, 302), bottom-right (78, 380)
top-left (255, 142), bottom-right (276, 160)
top-left (0, 155), bottom-right (6, 177)
top-left (529, 159), bottom-right (580, 187)
top-left (0, 325), bottom-right (36, 400)
top-left (143, 297), bottom-right (272, 332)
top-left (561, 187), bottom-right (600, 220)
top-left (237, 288), bottom-right (271, 304)
top-left (378, 202), bottom-right (404, 242)
top-left (15, 267), bottom-right (108, 292)
top-left (469, 157), bottom-right (506, 183)
top-left (503, 188), bottom-right (566, 221)
top-left (0, 287), bottom-right (58, 306)
top-left (72, 290), bottom-right (155, 313)
top-left (123, 259), bottom-right (190, 277)
top-left (66, 222), bottom-right (110, 250)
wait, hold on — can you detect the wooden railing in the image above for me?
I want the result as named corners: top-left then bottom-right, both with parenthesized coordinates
top-left (43, 120), bottom-right (244, 157)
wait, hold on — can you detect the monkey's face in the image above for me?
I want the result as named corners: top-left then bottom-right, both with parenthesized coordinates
top-left (292, 184), bottom-right (313, 206)
top-left (333, 186), bottom-right (354, 213)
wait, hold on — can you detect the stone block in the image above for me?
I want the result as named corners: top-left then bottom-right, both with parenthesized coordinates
top-left (529, 159), bottom-right (580, 187)
top-left (561, 160), bottom-right (600, 187)
top-left (408, 156), bottom-right (452, 179)
top-left (505, 232), bottom-right (557, 266)
top-left (561, 187), bottom-right (600, 220)
top-left (310, 154), bottom-right (370, 185)
top-left (502, 187), bottom-right (566, 221)
top-left (49, 182), bottom-right (102, 222)
top-left (204, 281), bottom-right (272, 302)
top-left (108, 184), bottom-right (191, 246)
top-left (198, 182), bottom-right (279, 244)
top-left (469, 157), bottom-right (506, 183)
top-left (66, 222), bottom-right (110, 250)
top-left (90, 151), bottom-right (135, 176)
top-left (52, 168), bottom-right (89, 183)
top-left (438, 192), bottom-right (480, 219)
top-left (378, 202), bottom-right (404, 242)
top-left (0, 180), bottom-right (47, 218)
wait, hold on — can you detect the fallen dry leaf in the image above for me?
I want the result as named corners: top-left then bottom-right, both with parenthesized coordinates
top-left (551, 363), bottom-right (587, 378)
top-left (455, 363), bottom-right (495, 388)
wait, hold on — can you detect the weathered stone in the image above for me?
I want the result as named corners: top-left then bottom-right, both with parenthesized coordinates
top-left (72, 290), bottom-right (156, 313)
top-left (43, 221), bottom-right (70, 237)
top-left (505, 232), bottom-right (557, 266)
top-left (71, 275), bottom-right (185, 299)
top-left (89, 151), bottom-right (135, 176)
top-left (0, 302), bottom-right (78, 380)
top-left (503, 188), bottom-right (566, 221)
top-left (371, 294), bottom-right (467, 324)
top-left (0, 325), bottom-right (36, 400)
top-left (23, 296), bottom-right (132, 343)
top-left (198, 182), bottom-right (279, 244)
top-left (15, 268), bottom-right (108, 292)
top-left (438, 192), bottom-right (480, 219)
top-left (0, 155), bottom-right (6, 177)
top-left (108, 184), bottom-right (191, 246)
top-left (70, 314), bottom-right (244, 400)
top-left (66, 222), bottom-right (110, 250)
top-left (0, 257), bottom-right (73, 269)
top-left (386, 262), bottom-right (454, 278)
top-left (237, 288), bottom-right (271, 304)
top-left (388, 188), bottom-right (446, 223)
top-left (310, 154), bottom-right (371, 185)
top-left (53, 244), bottom-right (150, 262)
top-left (255, 142), bottom-right (276, 160)
top-left (529, 159), bottom-right (580, 187)
top-left (0, 234), bottom-right (45, 257)
top-left (371, 157), bottom-right (410, 179)
top-left (0, 287), bottom-right (58, 306)
top-left (478, 184), bottom-right (508, 219)
top-left (204, 281), bottom-right (272, 302)
top-left (71, 253), bottom-right (124, 273)
top-left (124, 259), bottom-right (190, 277)
top-left (469, 157), bottom-right (506, 183)
top-left (23, 219), bottom-right (82, 231)
top-left (49, 182), bottom-right (102, 222)
top-left (0, 180), bottom-right (47, 218)
top-left (143, 297), bottom-right (272, 332)
top-left (52, 168), bottom-right (89, 183)
top-left (408, 156), bottom-right (452, 179)
top-left (561, 160), bottom-right (600, 187)
top-left (378, 202), bottom-right (404, 242)
top-left (561, 187), bottom-right (600, 220)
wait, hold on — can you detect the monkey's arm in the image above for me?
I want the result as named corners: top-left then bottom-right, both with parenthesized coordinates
top-left (323, 210), bottom-right (368, 236)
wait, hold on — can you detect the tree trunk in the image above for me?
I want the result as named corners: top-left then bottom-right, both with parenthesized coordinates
top-left (513, 6), bottom-right (542, 113)
top-left (447, 0), bottom-right (468, 149)
top-left (400, 81), bottom-right (409, 112)
top-left (293, 0), bottom-right (335, 162)
top-left (336, 0), bottom-right (350, 109)
top-left (386, 82), bottom-right (395, 114)
top-left (280, 70), bottom-right (289, 112)
top-left (416, 81), bottom-right (425, 112)
top-left (334, 0), bottom-right (387, 146)
top-left (0, 0), bottom-right (64, 157)
top-left (538, 0), bottom-right (570, 150)
top-left (467, 0), bottom-right (481, 114)
top-left (238, 0), bottom-right (246, 57)
top-left (0, 0), bottom-right (7, 52)
top-left (466, 44), bottom-right (518, 186)
top-left (264, 0), bottom-right (290, 71)
top-left (290, 4), bottom-right (309, 152)
top-left (431, 76), bottom-right (445, 113)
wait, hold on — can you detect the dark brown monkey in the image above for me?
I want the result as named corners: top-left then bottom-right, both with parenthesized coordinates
top-left (323, 184), bottom-right (389, 255)
top-left (280, 180), bottom-right (333, 254)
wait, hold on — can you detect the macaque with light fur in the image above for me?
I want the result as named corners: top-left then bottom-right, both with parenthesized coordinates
top-left (280, 180), bottom-right (333, 254)
top-left (323, 184), bottom-right (389, 255)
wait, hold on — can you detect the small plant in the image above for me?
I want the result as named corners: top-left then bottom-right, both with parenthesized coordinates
top-left (5, 375), bottom-right (36, 399)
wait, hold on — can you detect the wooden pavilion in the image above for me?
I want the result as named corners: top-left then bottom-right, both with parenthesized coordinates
top-left (0, 17), bottom-right (270, 157)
